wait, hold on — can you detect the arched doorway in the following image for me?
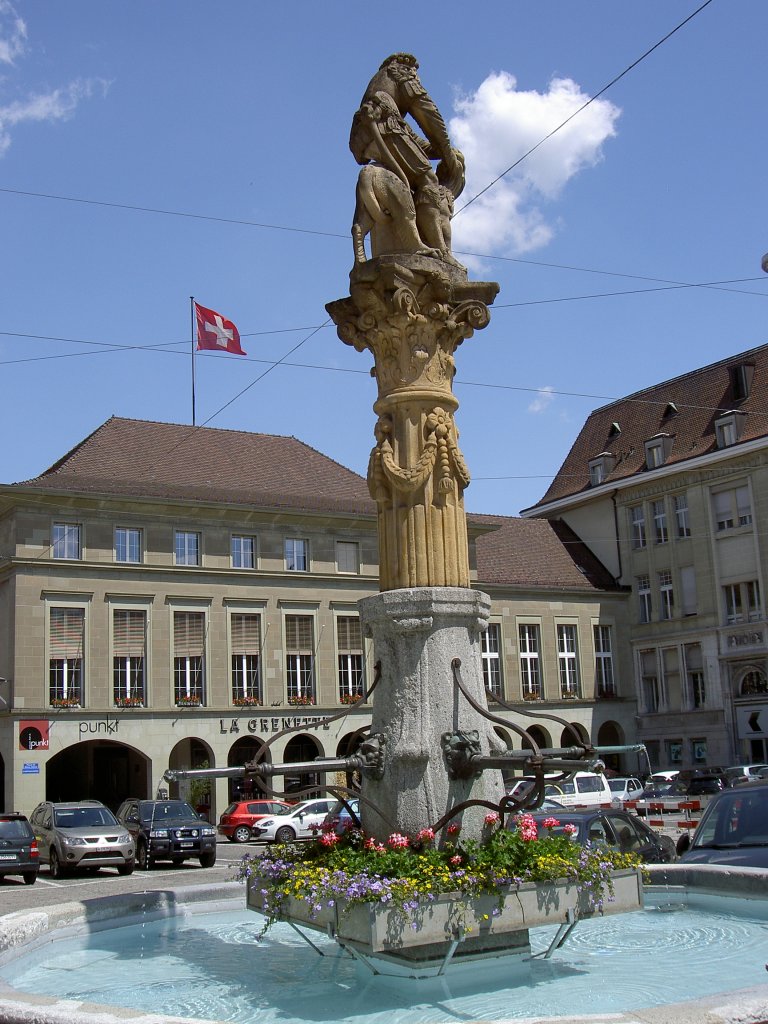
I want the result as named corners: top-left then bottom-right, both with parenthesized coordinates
top-left (227, 736), bottom-right (271, 804)
top-left (560, 722), bottom-right (589, 747)
top-left (597, 721), bottom-right (625, 774)
top-left (336, 730), bottom-right (367, 793)
top-left (283, 734), bottom-right (323, 797)
top-left (493, 727), bottom-right (515, 787)
top-left (168, 738), bottom-right (214, 818)
top-left (522, 725), bottom-right (551, 751)
top-left (44, 740), bottom-right (149, 811)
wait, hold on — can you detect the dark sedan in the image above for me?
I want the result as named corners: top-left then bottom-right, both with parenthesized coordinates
top-left (530, 808), bottom-right (676, 863)
top-left (678, 780), bottom-right (768, 867)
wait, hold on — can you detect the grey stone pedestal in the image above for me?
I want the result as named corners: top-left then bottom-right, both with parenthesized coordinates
top-left (358, 587), bottom-right (505, 843)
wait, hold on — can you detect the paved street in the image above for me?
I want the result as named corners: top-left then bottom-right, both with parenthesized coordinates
top-left (0, 838), bottom-right (261, 915)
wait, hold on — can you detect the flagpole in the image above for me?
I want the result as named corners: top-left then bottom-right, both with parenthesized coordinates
top-left (190, 296), bottom-right (196, 427)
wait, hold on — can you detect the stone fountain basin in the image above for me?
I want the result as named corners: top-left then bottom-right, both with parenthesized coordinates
top-left (0, 871), bottom-right (766, 1024)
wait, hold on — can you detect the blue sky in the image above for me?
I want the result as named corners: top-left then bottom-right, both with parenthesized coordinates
top-left (1, 1), bottom-right (766, 515)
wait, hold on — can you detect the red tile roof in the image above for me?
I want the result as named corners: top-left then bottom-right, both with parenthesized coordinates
top-left (17, 416), bottom-right (375, 517)
top-left (529, 343), bottom-right (768, 510)
top-left (472, 514), bottom-right (621, 591)
top-left (12, 417), bottom-right (618, 591)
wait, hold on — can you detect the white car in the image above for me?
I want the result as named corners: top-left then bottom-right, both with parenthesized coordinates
top-left (544, 772), bottom-right (614, 807)
top-left (250, 799), bottom-right (338, 843)
top-left (608, 777), bottom-right (646, 802)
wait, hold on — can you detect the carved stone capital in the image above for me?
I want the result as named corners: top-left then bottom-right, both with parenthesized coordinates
top-left (327, 255), bottom-right (498, 404)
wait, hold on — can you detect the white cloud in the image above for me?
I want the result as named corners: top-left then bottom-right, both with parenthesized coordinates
top-left (449, 71), bottom-right (620, 257)
top-left (0, 2), bottom-right (108, 157)
top-left (0, 0), bottom-right (26, 65)
top-left (0, 80), bottom-right (104, 157)
top-left (527, 385), bottom-right (556, 414)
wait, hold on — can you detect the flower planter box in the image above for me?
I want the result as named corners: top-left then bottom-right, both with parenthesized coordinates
top-left (247, 868), bottom-right (642, 962)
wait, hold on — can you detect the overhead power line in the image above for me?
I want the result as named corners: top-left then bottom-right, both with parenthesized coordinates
top-left (455, 0), bottom-right (716, 214)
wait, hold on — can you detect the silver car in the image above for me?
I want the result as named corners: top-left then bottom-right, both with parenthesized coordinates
top-left (30, 800), bottom-right (135, 877)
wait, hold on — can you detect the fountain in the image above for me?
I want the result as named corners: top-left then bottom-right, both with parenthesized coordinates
top-left (2, 54), bottom-right (767, 1024)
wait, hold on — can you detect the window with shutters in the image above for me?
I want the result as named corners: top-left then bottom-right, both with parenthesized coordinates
top-left (115, 527), bottom-right (142, 563)
top-left (658, 570), bottom-right (674, 620)
top-left (173, 610), bottom-right (205, 706)
top-left (629, 505), bottom-right (646, 549)
top-left (231, 535), bottom-right (256, 569)
top-left (637, 574), bottom-right (652, 624)
top-left (640, 649), bottom-right (660, 713)
top-left (684, 643), bottom-right (706, 709)
top-left (231, 613), bottom-right (262, 706)
top-left (285, 614), bottom-right (315, 705)
top-left (336, 541), bottom-right (360, 575)
top-left (594, 625), bottom-right (616, 697)
top-left (285, 538), bottom-right (308, 572)
top-left (337, 616), bottom-right (364, 703)
top-left (712, 484), bottom-right (752, 532)
top-left (557, 624), bottom-right (580, 698)
top-left (113, 609), bottom-right (146, 706)
top-left (673, 494), bottom-right (691, 538)
top-left (175, 530), bottom-right (201, 566)
top-left (519, 624), bottom-right (542, 700)
top-left (481, 623), bottom-right (503, 699)
top-left (52, 522), bottom-right (81, 560)
top-left (652, 500), bottom-right (668, 544)
top-left (49, 607), bottom-right (84, 706)
top-left (680, 566), bottom-right (697, 616)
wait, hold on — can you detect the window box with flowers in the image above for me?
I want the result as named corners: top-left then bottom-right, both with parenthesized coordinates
top-left (288, 695), bottom-right (316, 707)
top-left (50, 697), bottom-right (81, 709)
top-left (240, 813), bottom-right (643, 960)
top-left (339, 693), bottom-right (362, 705)
top-left (114, 696), bottom-right (144, 708)
top-left (176, 696), bottom-right (202, 708)
top-left (233, 696), bottom-right (263, 707)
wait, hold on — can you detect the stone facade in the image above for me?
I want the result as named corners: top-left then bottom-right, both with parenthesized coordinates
top-left (0, 419), bottom-right (635, 817)
top-left (526, 344), bottom-right (768, 770)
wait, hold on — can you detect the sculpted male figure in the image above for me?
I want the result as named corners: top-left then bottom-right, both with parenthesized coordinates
top-left (350, 53), bottom-right (465, 267)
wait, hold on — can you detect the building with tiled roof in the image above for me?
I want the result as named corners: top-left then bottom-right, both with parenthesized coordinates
top-left (525, 344), bottom-right (768, 772)
top-left (0, 417), bottom-right (634, 817)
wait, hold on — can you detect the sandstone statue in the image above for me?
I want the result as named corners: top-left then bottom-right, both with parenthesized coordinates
top-left (350, 52), bottom-right (466, 269)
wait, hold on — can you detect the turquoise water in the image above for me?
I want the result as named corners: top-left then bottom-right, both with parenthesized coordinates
top-left (3, 898), bottom-right (768, 1023)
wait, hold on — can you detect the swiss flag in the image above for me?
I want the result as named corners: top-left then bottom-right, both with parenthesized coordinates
top-left (194, 302), bottom-right (246, 356)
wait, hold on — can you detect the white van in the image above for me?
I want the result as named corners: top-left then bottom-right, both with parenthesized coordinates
top-left (543, 772), bottom-right (613, 807)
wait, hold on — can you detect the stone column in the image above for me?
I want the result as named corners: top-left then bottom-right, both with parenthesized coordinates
top-left (327, 255), bottom-right (498, 591)
top-left (358, 587), bottom-right (505, 843)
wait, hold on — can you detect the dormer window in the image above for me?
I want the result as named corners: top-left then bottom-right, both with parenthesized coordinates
top-left (588, 452), bottom-right (615, 486)
top-left (730, 363), bottom-right (754, 403)
top-left (644, 434), bottom-right (672, 470)
top-left (715, 410), bottom-right (747, 449)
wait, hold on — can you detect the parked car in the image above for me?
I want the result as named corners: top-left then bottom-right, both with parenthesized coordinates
top-left (648, 770), bottom-right (680, 785)
top-left (116, 799), bottom-right (217, 869)
top-left (30, 800), bottom-right (135, 878)
top-left (669, 772), bottom-right (728, 797)
top-left (530, 807), bottom-right (676, 863)
top-left (250, 799), bottom-right (338, 843)
top-left (218, 799), bottom-right (293, 843)
top-left (323, 798), bottom-right (361, 834)
top-left (0, 813), bottom-right (39, 885)
top-left (543, 771), bottom-right (614, 807)
top-left (724, 765), bottom-right (768, 786)
top-left (607, 777), bottom-right (646, 803)
top-left (677, 780), bottom-right (768, 867)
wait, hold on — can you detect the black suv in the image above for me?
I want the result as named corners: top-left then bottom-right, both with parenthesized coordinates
top-left (0, 813), bottom-right (39, 885)
top-left (116, 799), bottom-right (217, 869)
